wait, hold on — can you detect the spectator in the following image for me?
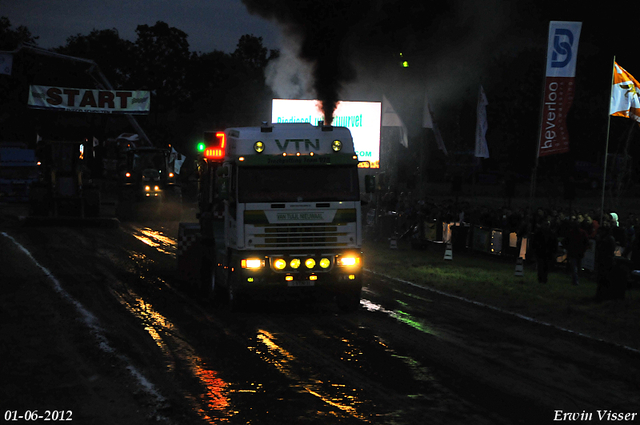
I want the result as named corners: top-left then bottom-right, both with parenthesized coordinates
top-left (531, 217), bottom-right (557, 283)
top-left (595, 218), bottom-right (617, 301)
top-left (564, 219), bottom-right (589, 285)
top-left (623, 214), bottom-right (636, 259)
top-left (610, 211), bottom-right (626, 248)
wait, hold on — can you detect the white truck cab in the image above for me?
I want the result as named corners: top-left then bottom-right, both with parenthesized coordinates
top-left (179, 123), bottom-right (364, 311)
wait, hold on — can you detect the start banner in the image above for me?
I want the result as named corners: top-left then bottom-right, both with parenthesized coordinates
top-left (27, 85), bottom-right (150, 115)
top-left (537, 21), bottom-right (582, 157)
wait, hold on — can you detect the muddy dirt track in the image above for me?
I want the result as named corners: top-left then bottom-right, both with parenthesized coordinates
top-left (1, 210), bottom-right (639, 425)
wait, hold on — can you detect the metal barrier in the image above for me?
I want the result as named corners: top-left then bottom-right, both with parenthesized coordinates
top-left (422, 221), bottom-right (528, 259)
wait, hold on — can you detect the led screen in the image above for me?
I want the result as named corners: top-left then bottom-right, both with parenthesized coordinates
top-left (272, 99), bottom-right (381, 168)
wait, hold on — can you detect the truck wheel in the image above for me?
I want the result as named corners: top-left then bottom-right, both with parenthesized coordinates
top-left (336, 287), bottom-right (361, 312)
top-left (208, 266), bottom-right (224, 305)
top-left (199, 258), bottom-right (222, 302)
top-left (116, 189), bottom-right (135, 221)
top-left (83, 187), bottom-right (101, 217)
top-left (199, 260), bottom-right (212, 298)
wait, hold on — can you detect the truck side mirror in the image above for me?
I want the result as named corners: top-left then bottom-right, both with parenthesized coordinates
top-left (365, 175), bottom-right (376, 193)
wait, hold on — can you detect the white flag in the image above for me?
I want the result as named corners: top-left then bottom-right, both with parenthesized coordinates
top-left (0, 53), bottom-right (13, 76)
top-left (610, 62), bottom-right (640, 122)
top-left (382, 95), bottom-right (408, 147)
top-left (475, 85), bottom-right (489, 158)
top-left (423, 92), bottom-right (448, 156)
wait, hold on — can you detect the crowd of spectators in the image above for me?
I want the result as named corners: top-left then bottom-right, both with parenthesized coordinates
top-left (368, 191), bottom-right (636, 301)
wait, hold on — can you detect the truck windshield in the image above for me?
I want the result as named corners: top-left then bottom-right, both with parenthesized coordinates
top-left (238, 165), bottom-right (360, 203)
top-left (132, 152), bottom-right (166, 171)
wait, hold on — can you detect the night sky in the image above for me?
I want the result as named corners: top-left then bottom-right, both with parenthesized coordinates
top-left (2, 0), bottom-right (281, 53)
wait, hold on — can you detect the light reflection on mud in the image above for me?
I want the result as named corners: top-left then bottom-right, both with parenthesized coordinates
top-left (114, 289), bottom-right (233, 423)
top-left (360, 298), bottom-right (439, 337)
top-left (250, 329), bottom-right (370, 421)
top-left (128, 226), bottom-right (177, 257)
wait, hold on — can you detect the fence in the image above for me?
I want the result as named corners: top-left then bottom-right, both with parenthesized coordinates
top-left (369, 213), bottom-right (623, 273)
top-left (436, 222), bottom-right (528, 259)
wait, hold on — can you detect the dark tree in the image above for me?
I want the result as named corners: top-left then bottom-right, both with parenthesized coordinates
top-left (55, 28), bottom-right (135, 89)
top-left (131, 21), bottom-right (191, 110)
top-left (0, 16), bottom-right (39, 50)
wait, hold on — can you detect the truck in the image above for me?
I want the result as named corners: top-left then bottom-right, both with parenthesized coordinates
top-left (28, 139), bottom-right (102, 220)
top-left (116, 145), bottom-right (180, 219)
top-left (0, 142), bottom-right (38, 202)
top-left (178, 122), bottom-right (364, 311)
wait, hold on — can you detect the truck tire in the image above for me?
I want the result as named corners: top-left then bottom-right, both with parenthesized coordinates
top-left (199, 255), bottom-right (223, 305)
top-left (29, 185), bottom-right (49, 216)
top-left (83, 187), bottom-right (101, 218)
top-left (116, 189), bottom-right (135, 221)
top-left (208, 267), bottom-right (224, 306)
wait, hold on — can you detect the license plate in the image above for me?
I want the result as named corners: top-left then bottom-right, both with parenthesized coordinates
top-left (288, 281), bottom-right (315, 287)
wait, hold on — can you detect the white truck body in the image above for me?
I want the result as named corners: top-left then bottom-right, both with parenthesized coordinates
top-left (179, 123), bottom-right (364, 310)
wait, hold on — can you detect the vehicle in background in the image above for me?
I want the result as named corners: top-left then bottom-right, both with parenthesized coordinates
top-left (0, 142), bottom-right (38, 202)
top-left (28, 140), bottom-right (100, 219)
top-left (115, 143), bottom-right (181, 220)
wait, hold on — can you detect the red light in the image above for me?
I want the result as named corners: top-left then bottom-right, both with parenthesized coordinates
top-left (204, 131), bottom-right (226, 160)
top-left (205, 148), bottom-right (224, 159)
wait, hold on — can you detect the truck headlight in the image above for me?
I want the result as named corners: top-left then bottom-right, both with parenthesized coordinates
top-left (319, 258), bottom-right (331, 268)
top-left (241, 258), bottom-right (265, 269)
top-left (290, 258), bottom-right (301, 269)
top-left (337, 255), bottom-right (360, 267)
top-left (305, 258), bottom-right (316, 269)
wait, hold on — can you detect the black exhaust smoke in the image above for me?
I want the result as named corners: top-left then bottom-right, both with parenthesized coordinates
top-left (241, 0), bottom-right (370, 125)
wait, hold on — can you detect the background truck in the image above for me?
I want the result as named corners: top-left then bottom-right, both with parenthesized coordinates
top-left (28, 139), bottom-right (102, 220)
top-left (178, 123), bottom-right (364, 311)
top-left (115, 145), bottom-right (180, 220)
top-left (0, 142), bottom-right (38, 202)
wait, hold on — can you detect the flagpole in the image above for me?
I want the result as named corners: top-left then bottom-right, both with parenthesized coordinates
top-left (529, 60), bottom-right (549, 214)
top-left (601, 56), bottom-right (616, 225)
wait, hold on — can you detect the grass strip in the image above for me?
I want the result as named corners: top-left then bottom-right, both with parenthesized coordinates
top-left (363, 239), bottom-right (640, 350)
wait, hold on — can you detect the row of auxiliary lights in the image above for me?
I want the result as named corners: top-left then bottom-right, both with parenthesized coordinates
top-left (241, 255), bottom-right (360, 271)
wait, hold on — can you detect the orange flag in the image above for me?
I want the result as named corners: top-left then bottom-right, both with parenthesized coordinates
top-left (610, 62), bottom-right (640, 122)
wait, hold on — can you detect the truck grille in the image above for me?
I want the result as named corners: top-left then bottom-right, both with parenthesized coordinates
top-left (249, 223), bottom-right (351, 248)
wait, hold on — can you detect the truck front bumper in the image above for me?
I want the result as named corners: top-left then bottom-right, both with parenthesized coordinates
top-left (231, 250), bottom-right (363, 298)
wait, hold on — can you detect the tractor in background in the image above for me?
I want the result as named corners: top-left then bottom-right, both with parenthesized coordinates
top-left (115, 144), bottom-right (181, 220)
top-left (28, 139), bottom-right (103, 222)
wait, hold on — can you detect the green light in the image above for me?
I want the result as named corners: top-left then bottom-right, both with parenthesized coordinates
top-left (197, 142), bottom-right (206, 152)
top-left (402, 61), bottom-right (409, 68)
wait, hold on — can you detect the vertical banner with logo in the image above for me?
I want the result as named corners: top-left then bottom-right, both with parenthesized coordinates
top-left (537, 21), bottom-right (582, 157)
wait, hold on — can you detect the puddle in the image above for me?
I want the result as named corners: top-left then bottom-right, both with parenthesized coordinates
top-left (113, 288), bottom-right (234, 423)
top-left (360, 298), bottom-right (440, 337)
top-left (249, 329), bottom-right (371, 422)
top-left (127, 225), bottom-right (177, 257)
